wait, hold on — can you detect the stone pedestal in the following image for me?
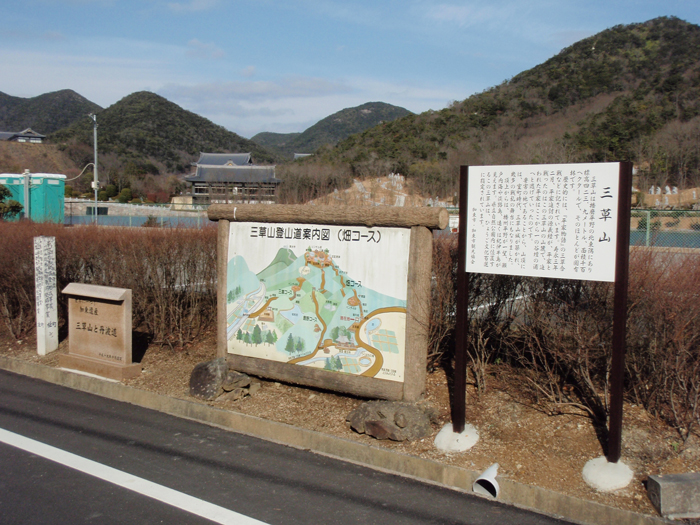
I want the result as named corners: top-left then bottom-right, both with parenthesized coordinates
top-left (59, 283), bottom-right (140, 381)
top-left (648, 472), bottom-right (700, 519)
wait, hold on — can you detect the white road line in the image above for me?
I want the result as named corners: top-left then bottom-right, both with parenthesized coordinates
top-left (0, 427), bottom-right (268, 525)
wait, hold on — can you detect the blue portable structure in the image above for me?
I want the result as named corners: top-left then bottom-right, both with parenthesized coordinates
top-left (0, 171), bottom-right (66, 223)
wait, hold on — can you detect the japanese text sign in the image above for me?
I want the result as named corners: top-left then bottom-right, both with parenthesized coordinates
top-left (466, 163), bottom-right (620, 282)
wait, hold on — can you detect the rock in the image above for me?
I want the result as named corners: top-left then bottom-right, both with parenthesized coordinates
top-left (347, 401), bottom-right (432, 441)
top-left (248, 382), bottom-right (262, 396)
top-left (648, 472), bottom-right (700, 519)
top-left (681, 434), bottom-right (700, 461)
top-left (365, 420), bottom-right (395, 440)
top-left (222, 370), bottom-right (251, 392)
top-left (221, 387), bottom-right (247, 402)
top-left (189, 357), bottom-right (228, 400)
top-left (394, 412), bottom-right (407, 428)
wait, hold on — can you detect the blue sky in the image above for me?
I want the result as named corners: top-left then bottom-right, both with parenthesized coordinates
top-left (2, 1), bottom-right (698, 138)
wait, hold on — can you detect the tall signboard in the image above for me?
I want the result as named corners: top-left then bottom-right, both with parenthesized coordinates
top-left (465, 163), bottom-right (621, 281)
top-left (454, 162), bottom-right (632, 464)
top-left (226, 222), bottom-right (410, 383)
top-left (209, 204), bottom-right (448, 401)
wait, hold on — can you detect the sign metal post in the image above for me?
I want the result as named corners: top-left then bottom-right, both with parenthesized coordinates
top-left (452, 162), bottom-right (633, 470)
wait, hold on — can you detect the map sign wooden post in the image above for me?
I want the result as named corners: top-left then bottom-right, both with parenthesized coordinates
top-left (208, 204), bottom-right (448, 401)
top-left (454, 163), bottom-right (632, 471)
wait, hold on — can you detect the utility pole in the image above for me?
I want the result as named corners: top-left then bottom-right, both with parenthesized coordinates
top-left (89, 114), bottom-right (98, 224)
top-left (23, 169), bottom-right (31, 220)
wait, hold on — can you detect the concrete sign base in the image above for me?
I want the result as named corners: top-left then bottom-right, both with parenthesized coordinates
top-left (582, 456), bottom-right (633, 492)
top-left (434, 422), bottom-right (479, 453)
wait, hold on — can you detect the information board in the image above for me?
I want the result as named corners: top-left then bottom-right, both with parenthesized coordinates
top-left (226, 222), bottom-right (411, 382)
top-left (466, 163), bottom-right (621, 282)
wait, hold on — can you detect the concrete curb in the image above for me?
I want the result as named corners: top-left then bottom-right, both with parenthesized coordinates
top-left (0, 356), bottom-right (666, 525)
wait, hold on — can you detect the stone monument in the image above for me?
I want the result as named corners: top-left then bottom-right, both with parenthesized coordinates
top-left (59, 283), bottom-right (141, 380)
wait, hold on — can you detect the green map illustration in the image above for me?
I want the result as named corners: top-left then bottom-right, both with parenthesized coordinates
top-left (226, 246), bottom-right (407, 381)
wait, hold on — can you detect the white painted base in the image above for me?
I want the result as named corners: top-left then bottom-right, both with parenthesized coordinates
top-left (434, 422), bottom-right (479, 453)
top-left (582, 456), bottom-right (634, 492)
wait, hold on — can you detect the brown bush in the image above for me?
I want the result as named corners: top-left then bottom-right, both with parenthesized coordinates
top-left (429, 234), bottom-right (524, 393)
top-left (511, 279), bottom-right (614, 421)
top-left (275, 162), bottom-right (353, 204)
top-left (427, 234), bottom-right (458, 369)
top-left (0, 221), bottom-right (217, 347)
top-left (428, 237), bottom-right (700, 439)
top-left (626, 248), bottom-right (700, 441)
top-left (0, 222), bottom-right (64, 338)
top-left (3, 221), bottom-right (699, 439)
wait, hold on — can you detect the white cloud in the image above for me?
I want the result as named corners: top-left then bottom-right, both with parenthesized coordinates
top-left (186, 38), bottom-right (225, 59)
top-left (241, 66), bottom-right (256, 78)
top-left (158, 74), bottom-right (464, 137)
top-left (160, 76), bottom-right (352, 103)
top-left (167, 0), bottom-right (218, 12)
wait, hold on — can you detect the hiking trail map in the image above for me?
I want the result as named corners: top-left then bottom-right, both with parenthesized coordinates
top-left (226, 222), bottom-right (411, 382)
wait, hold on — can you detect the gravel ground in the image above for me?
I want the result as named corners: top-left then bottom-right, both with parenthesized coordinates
top-left (3, 327), bottom-right (699, 519)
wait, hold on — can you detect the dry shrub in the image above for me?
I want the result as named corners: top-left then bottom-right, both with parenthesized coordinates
top-left (428, 234), bottom-right (524, 393)
top-left (0, 221), bottom-right (64, 338)
top-left (511, 279), bottom-right (614, 421)
top-left (428, 236), bottom-right (700, 436)
top-left (276, 162), bottom-right (353, 204)
top-left (428, 234), bottom-right (458, 369)
top-left (626, 248), bottom-right (700, 441)
top-left (0, 221), bottom-right (217, 348)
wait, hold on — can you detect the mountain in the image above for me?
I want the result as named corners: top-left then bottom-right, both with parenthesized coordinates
top-left (312, 17), bottom-right (700, 199)
top-left (0, 89), bottom-right (102, 135)
top-left (251, 132), bottom-right (302, 153)
top-left (252, 102), bottom-right (413, 159)
top-left (51, 91), bottom-right (281, 174)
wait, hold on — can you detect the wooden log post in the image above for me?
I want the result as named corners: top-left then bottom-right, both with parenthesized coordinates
top-left (208, 204), bottom-right (449, 230)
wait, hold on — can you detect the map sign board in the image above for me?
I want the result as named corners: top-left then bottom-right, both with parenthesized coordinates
top-left (226, 222), bottom-right (410, 382)
top-left (466, 162), bottom-right (621, 282)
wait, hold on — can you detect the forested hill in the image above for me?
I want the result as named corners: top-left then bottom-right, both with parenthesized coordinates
top-left (0, 89), bottom-right (101, 135)
top-left (51, 91), bottom-right (281, 174)
top-left (252, 102), bottom-right (413, 159)
top-left (312, 17), bottom-right (700, 198)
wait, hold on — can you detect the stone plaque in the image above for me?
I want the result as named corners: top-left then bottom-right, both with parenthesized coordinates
top-left (59, 283), bottom-right (140, 380)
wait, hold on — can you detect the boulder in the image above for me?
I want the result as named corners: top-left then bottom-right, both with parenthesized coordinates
top-left (347, 401), bottom-right (432, 441)
top-left (248, 381), bottom-right (262, 396)
top-left (681, 434), bottom-right (700, 461)
top-left (189, 357), bottom-right (229, 400)
top-left (221, 387), bottom-right (248, 402)
top-left (222, 370), bottom-right (251, 391)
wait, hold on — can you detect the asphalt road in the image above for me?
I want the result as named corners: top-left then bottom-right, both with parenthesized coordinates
top-left (0, 370), bottom-right (575, 524)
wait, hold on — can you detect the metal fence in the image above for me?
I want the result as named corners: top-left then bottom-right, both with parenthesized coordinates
top-left (64, 201), bottom-right (212, 228)
top-left (66, 214), bottom-right (212, 228)
top-left (63, 202), bottom-right (700, 246)
top-left (630, 209), bottom-right (700, 248)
